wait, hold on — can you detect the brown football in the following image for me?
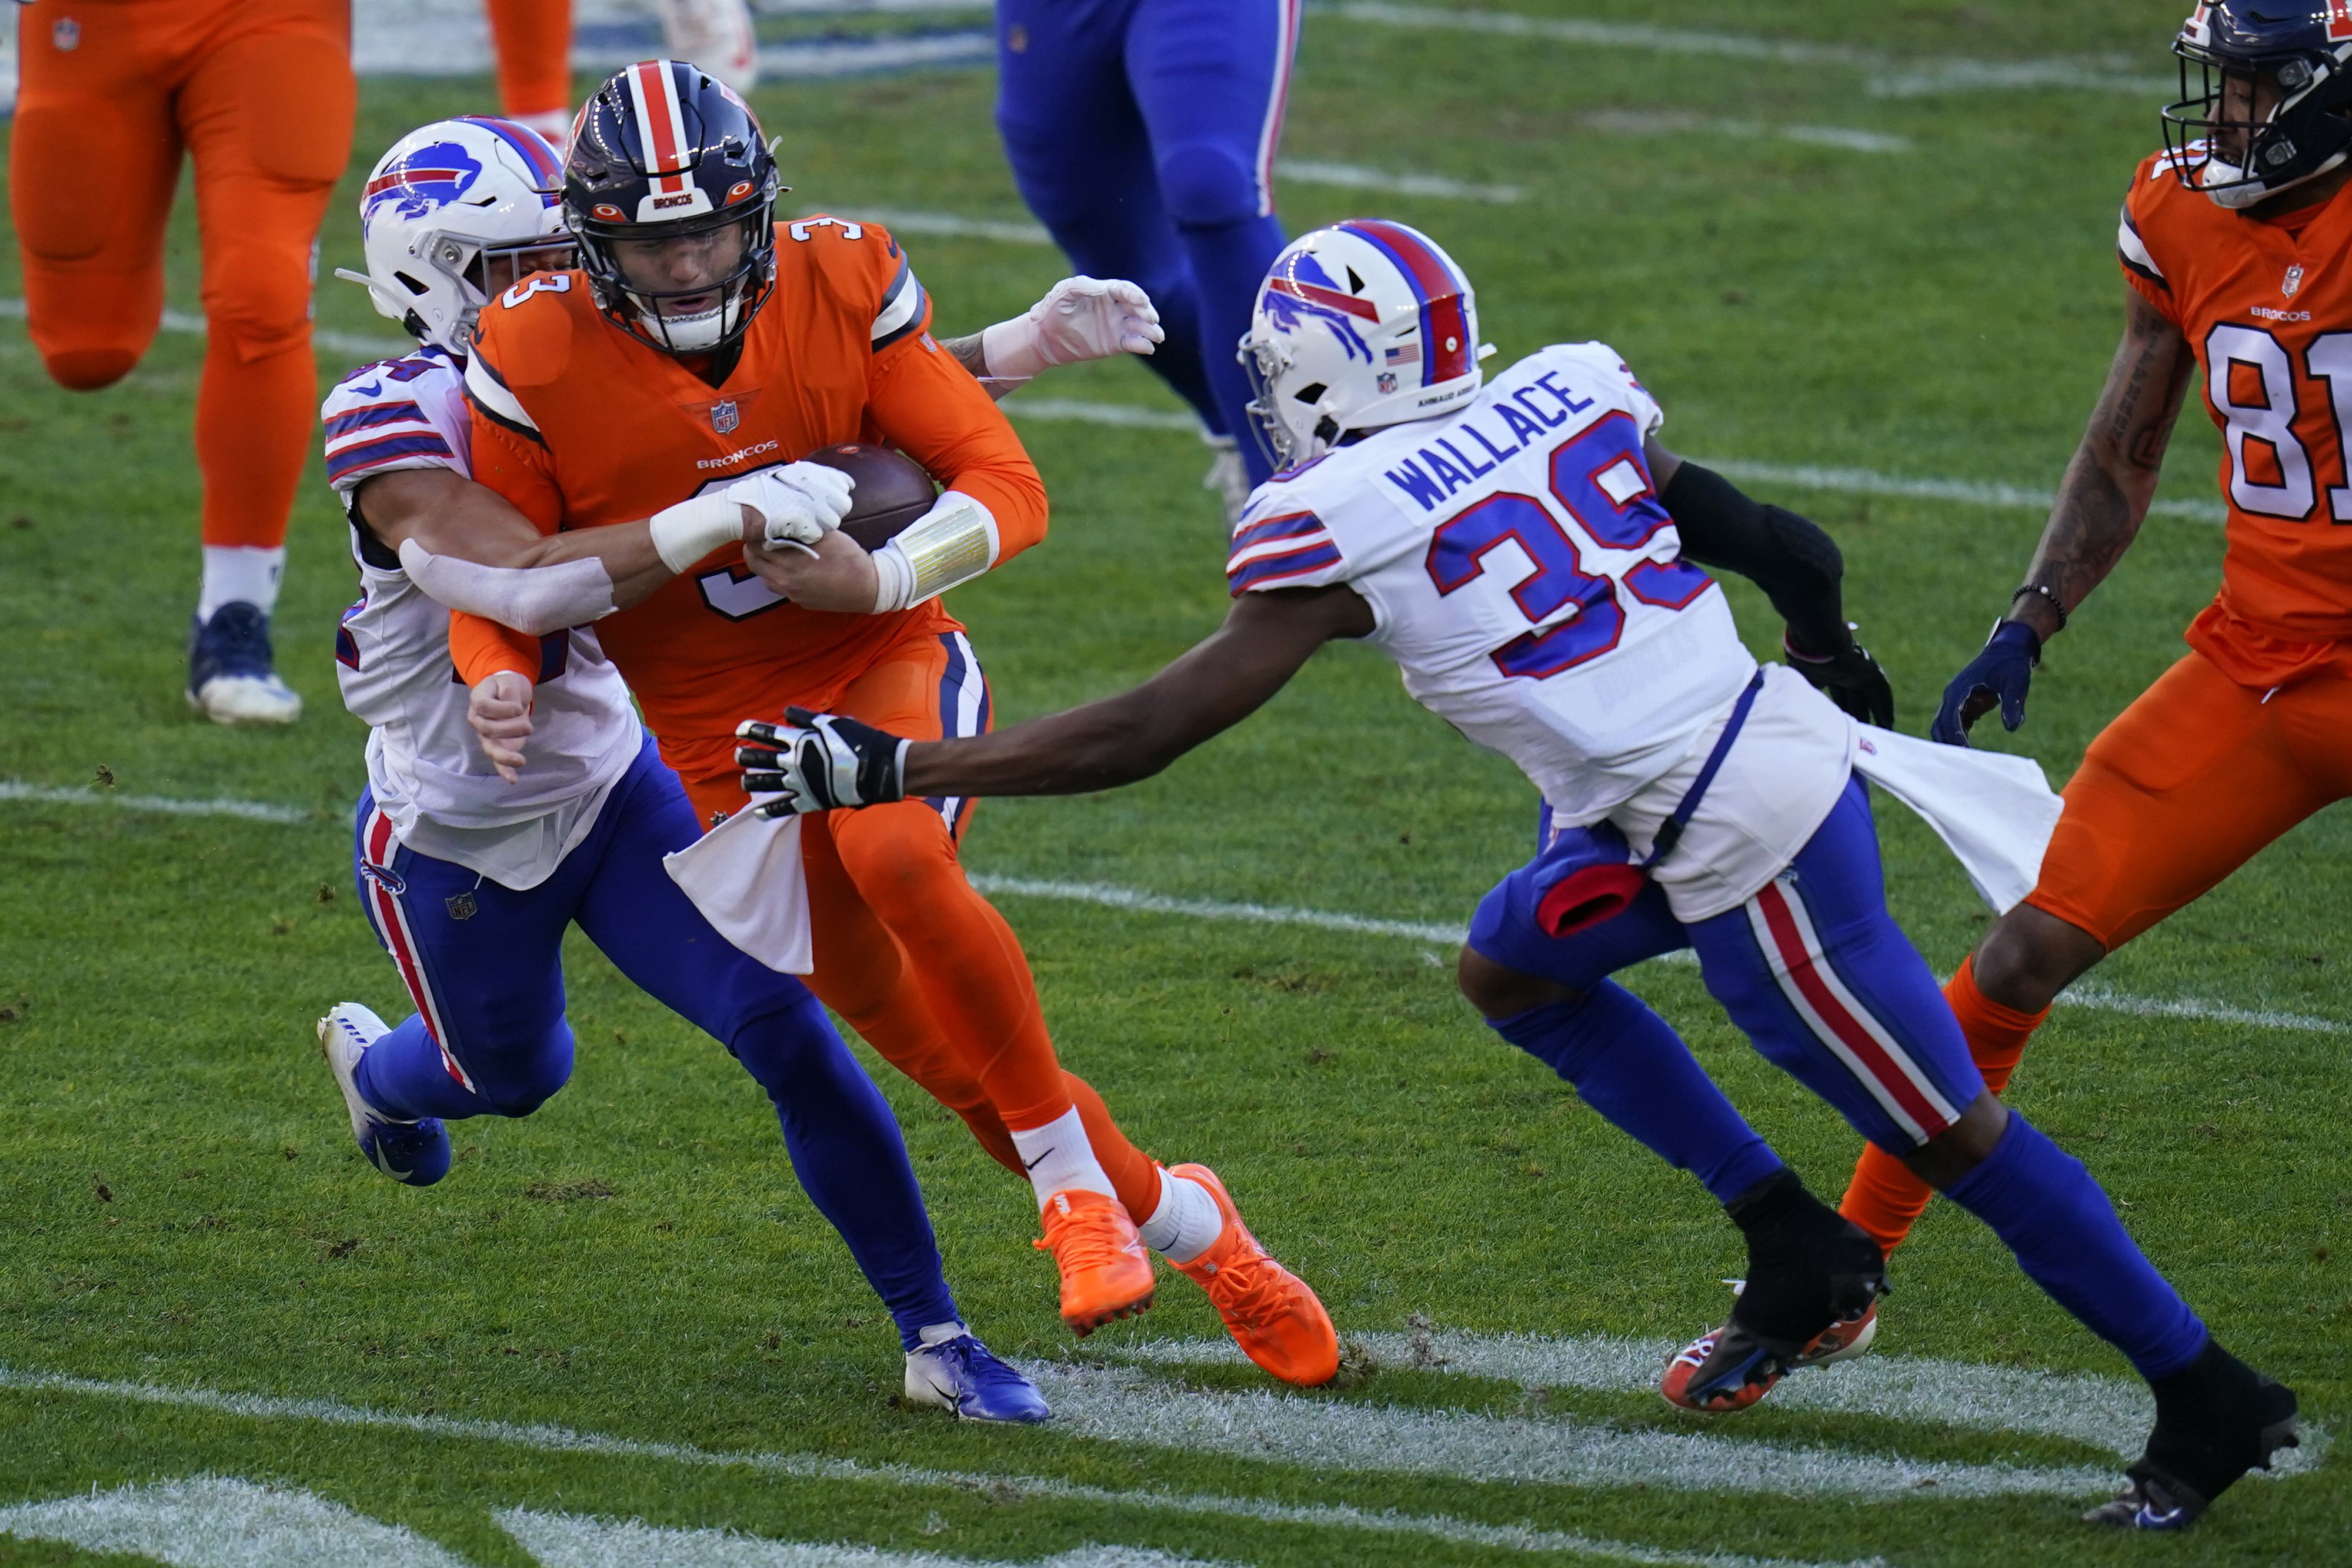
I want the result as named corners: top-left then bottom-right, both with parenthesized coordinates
top-left (802, 442), bottom-right (938, 551)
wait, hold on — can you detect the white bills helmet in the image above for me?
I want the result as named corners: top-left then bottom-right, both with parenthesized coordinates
top-left (337, 116), bottom-right (575, 355)
top-left (1240, 220), bottom-right (1487, 471)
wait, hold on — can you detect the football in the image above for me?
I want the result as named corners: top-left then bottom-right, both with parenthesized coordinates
top-left (802, 442), bottom-right (939, 551)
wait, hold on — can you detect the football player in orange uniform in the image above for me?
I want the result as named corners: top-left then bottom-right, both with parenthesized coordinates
top-left (482, 0), bottom-right (575, 148)
top-left (1841, 0), bottom-right (2352, 1357)
top-left (452, 62), bottom-right (1338, 1384)
top-left (9, 0), bottom-right (353, 723)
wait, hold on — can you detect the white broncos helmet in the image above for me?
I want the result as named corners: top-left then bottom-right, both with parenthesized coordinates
top-left (336, 116), bottom-right (574, 356)
top-left (1240, 219), bottom-right (1489, 471)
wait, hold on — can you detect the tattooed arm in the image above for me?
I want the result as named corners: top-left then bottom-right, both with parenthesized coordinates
top-left (2007, 287), bottom-right (2196, 641)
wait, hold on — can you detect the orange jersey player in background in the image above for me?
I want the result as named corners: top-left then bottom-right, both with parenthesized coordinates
top-left (1842, 3), bottom-right (2352, 1270)
top-left (8, 0), bottom-right (355, 724)
top-left (455, 61), bottom-right (1338, 1385)
top-left (482, 0), bottom-right (575, 149)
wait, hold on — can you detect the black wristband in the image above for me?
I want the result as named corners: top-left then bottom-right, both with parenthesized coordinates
top-left (2010, 582), bottom-right (2068, 630)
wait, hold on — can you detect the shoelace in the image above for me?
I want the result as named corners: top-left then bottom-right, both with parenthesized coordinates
top-left (1033, 1203), bottom-right (1134, 1276)
top-left (1197, 1243), bottom-right (1296, 1330)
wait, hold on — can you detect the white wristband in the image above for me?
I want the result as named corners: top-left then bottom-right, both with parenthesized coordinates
top-left (869, 539), bottom-right (918, 613)
top-left (979, 316), bottom-right (1042, 385)
top-left (648, 494), bottom-right (747, 574)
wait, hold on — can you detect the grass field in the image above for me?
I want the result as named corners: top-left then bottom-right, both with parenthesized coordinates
top-left (2, 2), bottom-right (2349, 1564)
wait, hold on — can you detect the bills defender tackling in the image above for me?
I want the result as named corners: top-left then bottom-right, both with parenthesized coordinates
top-left (740, 220), bottom-right (2300, 1527)
top-left (315, 113), bottom-right (1160, 1424)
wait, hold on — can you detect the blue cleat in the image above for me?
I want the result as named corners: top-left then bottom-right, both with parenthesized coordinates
top-left (903, 1331), bottom-right (1052, 1424)
top-left (188, 601), bottom-right (301, 726)
top-left (317, 1003), bottom-right (450, 1186)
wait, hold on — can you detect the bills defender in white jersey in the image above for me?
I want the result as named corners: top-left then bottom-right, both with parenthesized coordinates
top-left (739, 220), bottom-right (2298, 1526)
top-left (310, 115), bottom-right (1162, 1424)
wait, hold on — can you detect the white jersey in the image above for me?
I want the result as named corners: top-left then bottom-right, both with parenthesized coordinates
top-left (323, 347), bottom-right (639, 889)
top-left (1227, 342), bottom-right (1856, 919)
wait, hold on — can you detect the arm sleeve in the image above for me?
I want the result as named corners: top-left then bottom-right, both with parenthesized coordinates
top-left (1659, 461), bottom-right (1851, 655)
top-left (865, 328), bottom-right (1050, 564)
top-left (449, 609), bottom-right (542, 686)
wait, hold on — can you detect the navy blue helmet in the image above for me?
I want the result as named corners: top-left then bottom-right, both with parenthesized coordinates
top-left (562, 60), bottom-right (782, 353)
top-left (2164, 3), bottom-right (2352, 208)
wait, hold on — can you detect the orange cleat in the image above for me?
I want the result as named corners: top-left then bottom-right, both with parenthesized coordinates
top-left (1033, 1188), bottom-right (1156, 1336)
top-left (1166, 1163), bottom-right (1339, 1387)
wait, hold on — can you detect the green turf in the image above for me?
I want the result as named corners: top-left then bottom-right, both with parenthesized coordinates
top-left (1, 4), bottom-right (2347, 1564)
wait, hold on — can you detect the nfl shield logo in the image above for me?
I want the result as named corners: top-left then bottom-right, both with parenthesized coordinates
top-left (1377, 371), bottom-right (1399, 394)
top-left (2285, 264), bottom-right (2306, 298)
top-left (445, 891), bottom-right (478, 921)
top-left (710, 399), bottom-right (740, 434)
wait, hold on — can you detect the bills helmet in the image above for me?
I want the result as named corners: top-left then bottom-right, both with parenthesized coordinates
top-left (1240, 220), bottom-right (1489, 472)
top-left (2164, 2), bottom-right (2352, 208)
top-left (564, 60), bottom-right (780, 355)
top-left (339, 116), bottom-right (572, 355)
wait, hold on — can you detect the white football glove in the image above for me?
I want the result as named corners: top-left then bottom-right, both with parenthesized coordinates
top-left (979, 276), bottom-right (1165, 383)
top-left (725, 461), bottom-right (856, 551)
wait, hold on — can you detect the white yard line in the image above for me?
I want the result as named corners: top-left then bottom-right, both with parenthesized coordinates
top-left (0, 1363), bottom-right (1879, 1568)
top-left (0, 1476), bottom-right (471, 1568)
top-left (811, 205), bottom-right (1054, 245)
top-left (1277, 159), bottom-right (1527, 203)
top-left (1026, 1365), bottom-right (2116, 1500)
top-left (1322, 3), bottom-right (2170, 98)
top-left (503, 1508), bottom-right (1235, 1568)
top-left (1583, 112), bottom-right (1911, 156)
top-left (2, 786), bottom-right (2341, 1036)
top-left (1103, 1331), bottom-right (2331, 1478)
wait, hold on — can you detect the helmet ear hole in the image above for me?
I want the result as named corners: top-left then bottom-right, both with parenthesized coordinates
top-left (393, 271), bottom-right (432, 297)
top-left (1294, 382), bottom-right (1327, 404)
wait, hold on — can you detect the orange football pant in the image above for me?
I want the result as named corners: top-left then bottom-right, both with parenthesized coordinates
top-left (678, 629), bottom-right (1165, 1222)
top-left (8, 0), bottom-right (355, 551)
top-left (483, 0), bottom-right (573, 121)
top-left (1841, 647), bottom-right (2352, 1252)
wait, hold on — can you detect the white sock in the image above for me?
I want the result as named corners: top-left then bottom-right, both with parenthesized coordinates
top-left (914, 1320), bottom-right (966, 1349)
top-left (198, 545), bottom-right (286, 622)
top-left (1007, 1106), bottom-right (1115, 1209)
top-left (1137, 1172), bottom-right (1223, 1264)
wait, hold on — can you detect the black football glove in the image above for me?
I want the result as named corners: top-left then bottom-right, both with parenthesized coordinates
top-left (736, 707), bottom-right (909, 818)
top-left (1785, 629), bottom-right (1895, 729)
top-left (1930, 620), bottom-right (2040, 747)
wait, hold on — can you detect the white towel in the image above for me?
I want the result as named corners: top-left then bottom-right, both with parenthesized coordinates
top-left (1851, 725), bottom-right (2063, 914)
top-left (660, 808), bottom-right (814, 973)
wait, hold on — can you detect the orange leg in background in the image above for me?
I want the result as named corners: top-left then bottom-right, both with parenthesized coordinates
top-left (483, 0), bottom-right (575, 134)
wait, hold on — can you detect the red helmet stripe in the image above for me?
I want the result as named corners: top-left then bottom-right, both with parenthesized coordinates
top-left (1342, 220), bottom-right (1471, 386)
top-left (1268, 275), bottom-right (1380, 322)
top-left (627, 60), bottom-right (694, 176)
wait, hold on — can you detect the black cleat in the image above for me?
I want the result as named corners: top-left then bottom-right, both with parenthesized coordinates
top-left (1661, 1169), bottom-right (1886, 1413)
top-left (2084, 1338), bottom-right (2298, 1529)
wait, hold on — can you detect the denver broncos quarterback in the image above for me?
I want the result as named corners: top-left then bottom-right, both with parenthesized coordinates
top-left (316, 113), bottom-right (1096, 1425)
top-left (1840, 1), bottom-right (2352, 1459)
top-left (453, 62), bottom-right (1339, 1386)
top-left (739, 219), bottom-right (2301, 1529)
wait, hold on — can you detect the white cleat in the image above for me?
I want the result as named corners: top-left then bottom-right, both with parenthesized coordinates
top-left (317, 1004), bottom-right (450, 1186)
top-left (190, 672), bottom-right (303, 726)
top-left (656, 0), bottom-right (760, 92)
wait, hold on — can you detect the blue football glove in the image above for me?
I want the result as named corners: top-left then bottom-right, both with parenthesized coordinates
top-left (1931, 620), bottom-right (2040, 746)
top-left (736, 708), bottom-right (909, 818)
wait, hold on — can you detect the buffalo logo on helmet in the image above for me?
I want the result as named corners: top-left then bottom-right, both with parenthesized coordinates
top-left (1260, 252), bottom-right (1377, 365)
top-left (710, 399), bottom-right (740, 434)
top-left (363, 142), bottom-right (485, 224)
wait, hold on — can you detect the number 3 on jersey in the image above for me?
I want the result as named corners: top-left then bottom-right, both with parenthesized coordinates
top-left (1424, 418), bottom-right (1710, 680)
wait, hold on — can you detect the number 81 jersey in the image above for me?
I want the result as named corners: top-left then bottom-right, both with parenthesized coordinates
top-left (2123, 146), bottom-right (2352, 660)
top-left (1227, 341), bottom-right (1756, 821)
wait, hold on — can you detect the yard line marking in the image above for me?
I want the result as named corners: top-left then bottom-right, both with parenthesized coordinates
top-left (1001, 397), bottom-right (1203, 432)
top-left (1322, 3), bottom-right (2171, 98)
top-left (0, 1363), bottom-right (1876, 1568)
top-left (1104, 1330), bottom-right (2329, 1477)
top-left (1584, 112), bottom-right (1911, 155)
top-left (0, 1476), bottom-right (471, 1568)
top-left (1696, 458), bottom-right (2224, 523)
top-left (754, 32), bottom-right (996, 78)
top-left (0, 785), bottom-right (2339, 1037)
top-left (0, 779), bottom-right (316, 825)
top-left (810, 205), bottom-right (1054, 245)
top-left (1025, 1365), bottom-right (2117, 1500)
top-left (502, 1508), bottom-right (1235, 1568)
top-left (354, 4), bottom-right (996, 80)
top-left (1278, 159), bottom-right (1527, 203)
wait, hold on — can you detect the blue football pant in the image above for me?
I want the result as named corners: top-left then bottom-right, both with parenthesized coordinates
top-left (995, 0), bottom-right (1299, 484)
top-left (1472, 773), bottom-right (2209, 1378)
top-left (349, 736), bottom-right (960, 1347)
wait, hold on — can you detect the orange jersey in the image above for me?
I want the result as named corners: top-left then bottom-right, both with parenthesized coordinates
top-left (2121, 149), bottom-right (2352, 679)
top-left (461, 219), bottom-right (1047, 787)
